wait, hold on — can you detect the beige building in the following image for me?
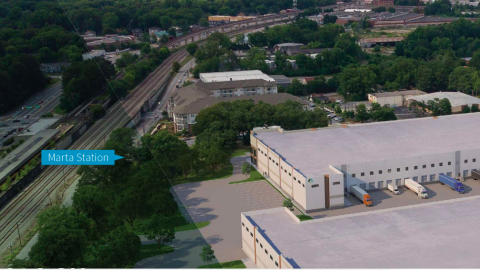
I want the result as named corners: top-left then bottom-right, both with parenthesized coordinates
top-left (406, 91), bottom-right (480, 113)
top-left (368, 90), bottom-right (426, 107)
top-left (250, 113), bottom-right (480, 213)
top-left (167, 82), bottom-right (307, 133)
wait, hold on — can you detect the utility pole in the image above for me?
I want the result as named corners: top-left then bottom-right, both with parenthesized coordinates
top-left (16, 223), bottom-right (22, 247)
top-left (46, 189), bottom-right (52, 205)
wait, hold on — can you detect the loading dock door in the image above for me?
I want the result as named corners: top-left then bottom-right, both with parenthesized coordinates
top-left (387, 180), bottom-right (392, 186)
top-left (377, 181), bottom-right (384, 189)
top-left (360, 183), bottom-right (367, 190)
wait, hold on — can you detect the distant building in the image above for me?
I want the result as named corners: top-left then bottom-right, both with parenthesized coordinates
top-left (39, 63), bottom-right (70, 74)
top-left (358, 37), bottom-right (405, 48)
top-left (310, 93), bottom-right (330, 103)
top-left (84, 30), bottom-right (96, 37)
top-left (286, 59), bottom-right (298, 69)
top-left (85, 35), bottom-right (135, 50)
top-left (199, 70), bottom-right (275, 83)
top-left (372, 0), bottom-right (394, 5)
top-left (341, 101), bottom-right (372, 112)
top-left (270, 75), bottom-right (291, 87)
top-left (208, 15), bottom-right (256, 22)
top-left (148, 27), bottom-right (162, 35)
top-left (82, 50), bottom-right (106, 60)
top-left (168, 83), bottom-right (306, 133)
top-left (406, 92), bottom-right (480, 113)
top-left (265, 60), bottom-right (276, 70)
top-left (273, 43), bottom-right (304, 53)
top-left (368, 90), bottom-right (426, 107)
top-left (131, 28), bottom-right (143, 37)
top-left (462, 57), bottom-right (472, 65)
top-left (300, 77), bottom-right (315, 85)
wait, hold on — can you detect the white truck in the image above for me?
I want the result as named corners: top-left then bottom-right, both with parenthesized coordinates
top-left (387, 183), bottom-right (399, 195)
top-left (405, 178), bottom-right (428, 199)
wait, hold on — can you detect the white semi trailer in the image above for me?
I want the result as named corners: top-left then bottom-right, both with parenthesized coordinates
top-left (405, 178), bottom-right (428, 199)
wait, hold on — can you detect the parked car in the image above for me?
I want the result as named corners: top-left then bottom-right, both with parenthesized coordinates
top-left (20, 122), bottom-right (28, 124)
top-left (12, 119), bottom-right (20, 123)
top-left (336, 117), bottom-right (344, 122)
top-left (0, 123), bottom-right (8, 127)
top-left (38, 100), bottom-right (44, 104)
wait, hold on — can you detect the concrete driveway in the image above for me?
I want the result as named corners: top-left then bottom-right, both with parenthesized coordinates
top-left (135, 230), bottom-right (214, 268)
top-left (172, 155), bottom-right (285, 263)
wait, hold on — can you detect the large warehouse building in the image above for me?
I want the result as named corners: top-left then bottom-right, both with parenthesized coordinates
top-left (250, 113), bottom-right (480, 213)
top-left (241, 196), bottom-right (480, 268)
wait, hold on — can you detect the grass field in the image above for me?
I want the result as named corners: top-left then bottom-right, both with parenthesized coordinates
top-left (231, 147), bottom-right (250, 158)
top-left (197, 260), bottom-right (246, 268)
top-left (229, 170), bottom-right (265, 185)
top-left (296, 214), bottom-right (313, 221)
top-left (174, 164), bottom-right (233, 185)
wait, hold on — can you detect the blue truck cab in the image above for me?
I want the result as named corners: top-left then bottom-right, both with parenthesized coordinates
top-left (439, 174), bottom-right (465, 194)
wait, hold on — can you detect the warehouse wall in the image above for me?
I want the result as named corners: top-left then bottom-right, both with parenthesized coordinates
top-left (342, 149), bottom-right (480, 190)
top-left (241, 209), bottom-right (295, 269)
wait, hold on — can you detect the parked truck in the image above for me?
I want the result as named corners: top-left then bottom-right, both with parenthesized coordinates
top-left (405, 178), bottom-right (428, 199)
top-left (387, 183), bottom-right (400, 195)
top-left (472, 169), bottom-right (480, 180)
top-left (350, 185), bottom-right (373, 207)
top-left (439, 174), bottom-right (465, 194)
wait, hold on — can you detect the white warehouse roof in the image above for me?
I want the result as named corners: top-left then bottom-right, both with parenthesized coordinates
top-left (254, 113), bottom-right (480, 178)
top-left (245, 196), bottom-right (480, 268)
top-left (406, 91), bottom-right (480, 108)
top-left (199, 70), bottom-right (275, 83)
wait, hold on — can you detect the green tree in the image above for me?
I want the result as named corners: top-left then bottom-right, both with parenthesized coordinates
top-left (115, 187), bottom-right (148, 230)
top-left (84, 227), bottom-right (141, 268)
top-left (283, 198), bottom-right (294, 211)
top-left (241, 162), bottom-right (253, 180)
top-left (200, 244), bottom-right (216, 267)
top-left (167, 27), bottom-right (176, 37)
top-left (355, 103), bottom-right (370, 122)
top-left (90, 104), bottom-right (105, 120)
top-left (373, 45), bottom-right (381, 53)
top-left (463, 105), bottom-right (471, 113)
top-left (29, 206), bottom-right (93, 268)
top-left (172, 61), bottom-right (180, 73)
top-left (439, 98), bottom-right (452, 115)
top-left (338, 66), bottom-right (377, 101)
top-left (186, 43), bottom-right (198, 56)
top-left (142, 214), bottom-right (175, 249)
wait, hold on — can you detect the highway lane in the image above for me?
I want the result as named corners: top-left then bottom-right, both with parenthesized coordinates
top-left (0, 20), bottom-right (296, 259)
top-left (0, 51), bottom-right (188, 258)
top-left (0, 83), bottom-right (62, 144)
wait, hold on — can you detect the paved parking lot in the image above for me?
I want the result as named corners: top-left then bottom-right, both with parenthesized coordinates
top-left (173, 156), bottom-right (285, 263)
top-left (310, 178), bottom-right (480, 218)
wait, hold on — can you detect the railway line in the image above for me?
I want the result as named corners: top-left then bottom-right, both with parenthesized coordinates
top-left (0, 19), bottom-right (295, 257)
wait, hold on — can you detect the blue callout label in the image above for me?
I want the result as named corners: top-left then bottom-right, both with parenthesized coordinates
top-left (41, 150), bottom-right (124, 165)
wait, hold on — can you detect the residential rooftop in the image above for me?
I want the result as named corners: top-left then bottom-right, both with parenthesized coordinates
top-left (254, 113), bottom-right (480, 178)
top-left (171, 83), bottom-right (307, 114)
top-left (406, 91), bottom-right (480, 108)
top-left (245, 195), bottom-right (480, 268)
top-left (199, 70), bottom-right (274, 83)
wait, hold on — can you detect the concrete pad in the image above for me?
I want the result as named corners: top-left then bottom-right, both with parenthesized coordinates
top-left (173, 155), bottom-right (285, 263)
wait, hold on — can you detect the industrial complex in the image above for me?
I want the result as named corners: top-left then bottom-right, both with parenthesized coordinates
top-left (242, 196), bottom-right (480, 268)
top-left (250, 113), bottom-right (480, 213)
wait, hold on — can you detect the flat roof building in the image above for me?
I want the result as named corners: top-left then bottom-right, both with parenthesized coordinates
top-left (368, 90), bottom-right (426, 107)
top-left (406, 91), bottom-right (480, 113)
top-left (242, 196), bottom-right (480, 268)
top-left (199, 70), bottom-right (274, 83)
top-left (14, 117), bottom-right (61, 143)
top-left (0, 129), bottom-right (59, 184)
top-left (250, 113), bottom-right (480, 213)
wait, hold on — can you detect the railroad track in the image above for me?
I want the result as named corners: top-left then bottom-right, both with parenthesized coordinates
top-left (0, 20), bottom-right (294, 255)
top-left (0, 50), bottom-right (187, 251)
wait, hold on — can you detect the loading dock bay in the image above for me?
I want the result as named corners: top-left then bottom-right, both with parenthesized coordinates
top-left (310, 178), bottom-right (480, 219)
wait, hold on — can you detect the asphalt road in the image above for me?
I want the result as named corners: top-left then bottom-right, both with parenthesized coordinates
top-left (0, 82), bottom-right (62, 143)
top-left (136, 58), bottom-right (195, 136)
